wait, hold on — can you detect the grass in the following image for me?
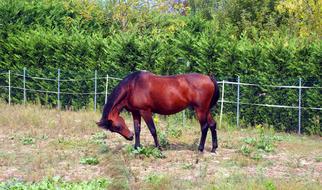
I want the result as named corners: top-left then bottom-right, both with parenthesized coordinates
top-left (0, 103), bottom-right (321, 189)
top-left (126, 145), bottom-right (166, 159)
top-left (0, 178), bottom-right (110, 190)
top-left (238, 125), bottom-right (283, 161)
top-left (315, 157), bottom-right (322, 162)
top-left (80, 156), bottom-right (99, 165)
top-left (90, 132), bottom-right (107, 145)
top-left (20, 136), bottom-right (36, 145)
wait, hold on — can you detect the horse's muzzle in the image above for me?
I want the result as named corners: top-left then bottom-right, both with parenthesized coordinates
top-left (125, 134), bottom-right (134, 141)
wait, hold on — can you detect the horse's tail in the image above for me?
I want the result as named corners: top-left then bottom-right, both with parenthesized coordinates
top-left (209, 75), bottom-right (220, 110)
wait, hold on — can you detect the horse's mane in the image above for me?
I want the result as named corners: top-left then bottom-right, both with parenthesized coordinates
top-left (101, 71), bottom-right (142, 121)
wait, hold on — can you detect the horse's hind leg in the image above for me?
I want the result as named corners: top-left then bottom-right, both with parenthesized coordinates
top-left (132, 111), bottom-right (142, 149)
top-left (195, 109), bottom-right (209, 152)
top-left (208, 113), bottom-right (218, 153)
top-left (141, 110), bottom-right (161, 150)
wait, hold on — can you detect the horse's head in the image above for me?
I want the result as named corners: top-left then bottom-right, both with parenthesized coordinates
top-left (96, 116), bottom-right (134, 141)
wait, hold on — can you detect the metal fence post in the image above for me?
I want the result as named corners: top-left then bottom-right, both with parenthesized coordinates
top-left (23, 67), bottom-right (26, 105)
top-left (237, 76), bottom-right (240, 128)
top-left (57, 69), bottom-right (60, 110)
top-left (298, 78), bottom-right (302, 135)
top-left (8, 70), bottom-right (11, 106)
top-left (105, 74), bottom-right (109, 104)
top-left (219, 80), bottom-right (225, 128)
top-left (94, 70), bottom-right (97, 112)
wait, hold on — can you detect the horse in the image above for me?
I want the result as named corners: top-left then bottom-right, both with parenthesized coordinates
top-left (97, 71), bottom-right (220, 152)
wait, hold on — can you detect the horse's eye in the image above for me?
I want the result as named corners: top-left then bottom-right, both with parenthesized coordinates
top-left (114, 125), bottom-right (121, 130)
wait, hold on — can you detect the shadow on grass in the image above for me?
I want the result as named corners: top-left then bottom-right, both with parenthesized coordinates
top-left (109, 142), bottom-right (197, 153)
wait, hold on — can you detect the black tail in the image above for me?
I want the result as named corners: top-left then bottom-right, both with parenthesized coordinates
top-left (209, 76), bottom-right (220, 109)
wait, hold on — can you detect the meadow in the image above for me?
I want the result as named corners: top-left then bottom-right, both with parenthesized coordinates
top-left (0, 103), bottom-right (321, 189)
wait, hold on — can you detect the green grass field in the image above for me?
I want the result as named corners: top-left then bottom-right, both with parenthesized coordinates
top-left (0, 103), bottom-right (321, 189)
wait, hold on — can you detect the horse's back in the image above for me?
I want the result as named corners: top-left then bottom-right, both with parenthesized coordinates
top-left (128, 72), bottom-right (215, 114)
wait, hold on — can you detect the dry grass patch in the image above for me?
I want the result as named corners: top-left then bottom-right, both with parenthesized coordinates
top-left (0, 103), bottom-right (321, 189)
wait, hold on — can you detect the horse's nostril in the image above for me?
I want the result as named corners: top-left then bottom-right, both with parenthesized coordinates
top-left (127, 134), bottom-right (134, 141)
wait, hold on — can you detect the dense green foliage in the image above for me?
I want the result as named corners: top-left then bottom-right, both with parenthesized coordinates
top-left (0, 0), bottom-right (320, 134)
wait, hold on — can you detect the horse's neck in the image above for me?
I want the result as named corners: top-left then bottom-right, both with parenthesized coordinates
top-left (106, 85), bottom-right (128, 120)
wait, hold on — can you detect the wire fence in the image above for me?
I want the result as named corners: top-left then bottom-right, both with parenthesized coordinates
top-left (0, 69), bottom-right (321, 134)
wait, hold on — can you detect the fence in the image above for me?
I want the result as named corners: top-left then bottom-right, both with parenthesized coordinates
top-left (0, 69), bottom-right (321, 134)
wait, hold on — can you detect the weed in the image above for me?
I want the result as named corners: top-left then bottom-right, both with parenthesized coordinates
top-left (153, 114), bottom-right (159, 126)
top-left (56, 138), bottom-right (89, 149)
top-left (91, 132), bottom-right (107, 140)
top-left (182, 163), bottom-right (194, 170)
top-left (271, 135), bottom-right (284, 142)
top-left (166, 114), bottom-right (183, 138)
top-left (240, 125), bottom-right (279, 159)
top-left (166, 125), bottom-right (183, 138)
top-left (145, 173), bottom-right (165, 184)
top-left (240, 145), bottom-right (252, 156)
top-left (256, 125), bottom-right (274, 152)
top-left (256, 137), bottom-right (274, 152)
top-left (306, 116), bottom-right (321, 136)
top-left (21, 137), bottom-right (35, 145)
top-left (40, 134), bottom-right (49, 140)
top-left (264, 180), bottom-right (277, 190)
top-left (251, 152), bottom-right (263, 160)
top-left (98, 144), bottom-right (109, 154)
top-left (0, 177), bottom-right (110, 190)
top-left (80, 156), bottom-right (99, 165)
top-left (126, 146), bottom-right (165, 159)
top-left (159, 131), bottom-right (170, 148)
top-left (242, 137), bottom-right (257, 146)
top-left (315, 157), bottom-right (322, 162)
top-left (90, 132), bottom-right (107, 145)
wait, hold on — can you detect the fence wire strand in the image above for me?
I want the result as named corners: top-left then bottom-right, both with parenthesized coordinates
top-left (10, 72), bottom-right (122, 82)
top-left (11, 86), bottom-right (106, 95)
top-left (223, 81), bottom-right (322, 89)
top-left (0, 71), bottom-right (321, 111)
top-left (222, 100), bottom-right (322, 111)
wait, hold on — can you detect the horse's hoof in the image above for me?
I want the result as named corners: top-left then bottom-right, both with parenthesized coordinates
top-left (211, 148), bottom-right (217, 153)
top-left (198, 148), bottom-right (204, 153)
top-left (157, 146), bottom-right (163, 151)
top-left (133, 144), bottom-right (141, 149)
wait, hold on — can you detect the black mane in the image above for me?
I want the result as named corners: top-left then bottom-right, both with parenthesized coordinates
top-left (101, 71), bottom-right (142, 122)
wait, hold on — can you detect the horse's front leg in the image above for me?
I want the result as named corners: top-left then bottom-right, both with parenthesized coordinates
top-left (141, 111), bottom-right (162, 150)
top-left (132, 111), bottom-right (142, 149)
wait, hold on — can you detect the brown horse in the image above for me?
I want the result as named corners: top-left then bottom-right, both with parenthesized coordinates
top-left (97, 71), bottom-right (220, 152)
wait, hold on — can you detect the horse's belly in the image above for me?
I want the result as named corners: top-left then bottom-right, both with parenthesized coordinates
top-left (150, 96), bottom-right (190, 115)
top-left (152, 106), bottom-right (187, 115)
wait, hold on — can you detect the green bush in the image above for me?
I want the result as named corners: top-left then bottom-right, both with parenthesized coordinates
top-left (0, 0), bottom-right (320, 134)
